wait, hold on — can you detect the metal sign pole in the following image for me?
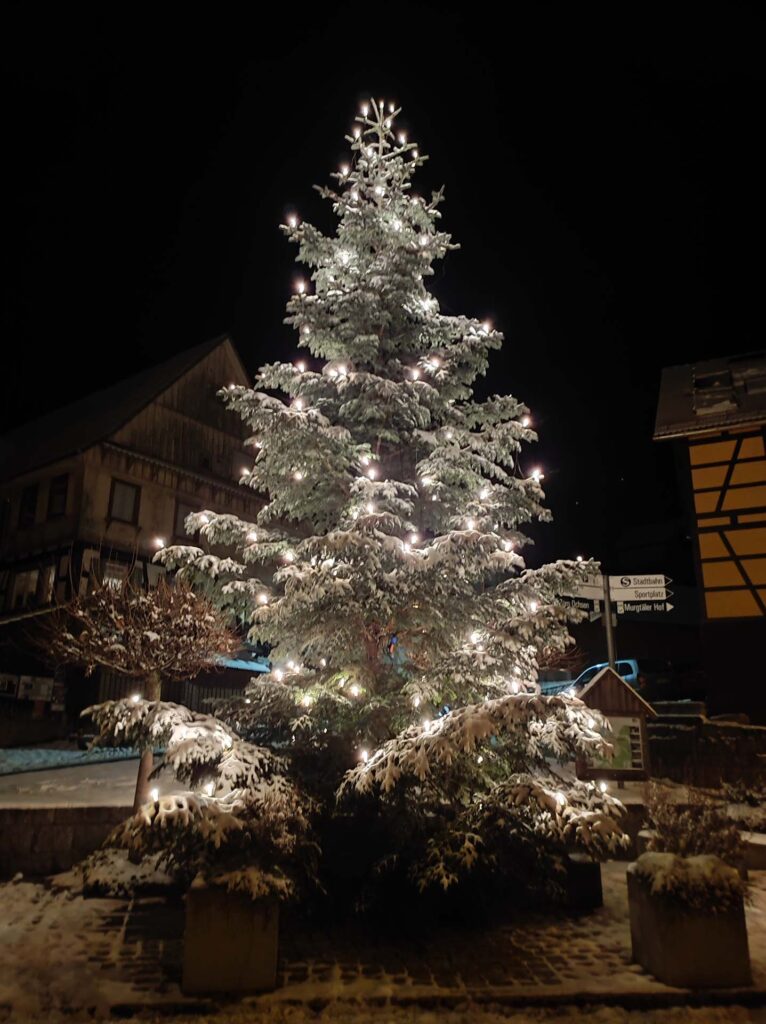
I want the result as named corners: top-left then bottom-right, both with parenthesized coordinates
top-left (602, 573), bottom-right (617, 668)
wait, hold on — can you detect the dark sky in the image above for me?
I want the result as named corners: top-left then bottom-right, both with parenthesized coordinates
top-left (3, 6), bottom-right (764, 578)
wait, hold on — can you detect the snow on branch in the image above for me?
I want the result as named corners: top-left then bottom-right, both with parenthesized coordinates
top-left (339, 693), bottom-right (611, 796)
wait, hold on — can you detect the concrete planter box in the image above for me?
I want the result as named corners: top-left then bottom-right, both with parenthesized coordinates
top-left (565, 853), bottom-right (603, 913)
top-left (182, 883), bottom-right (279, 994)
top-left (627, 869), bottom-right (751, 988)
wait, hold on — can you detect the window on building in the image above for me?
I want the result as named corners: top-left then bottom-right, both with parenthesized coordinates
top-left (39, 565), bottom-right (55, 604)
top-left (12, 569), bottom-right (39, 609)
top-left (174, 500), bottom-right (200, 540)
top-left (109, 479), bottom-right (140, 523)
top-left (47, 474), bottom-right (69, 519)
top-left (102, 561), bottom-right (129, 590)
top-left (18, 484), bottom-right (38, 528)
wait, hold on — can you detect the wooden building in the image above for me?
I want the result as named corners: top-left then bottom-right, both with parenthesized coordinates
top-left (654, 350), bottom-right (766, 718)
top-left (0, 337), bottom-right (264, 734)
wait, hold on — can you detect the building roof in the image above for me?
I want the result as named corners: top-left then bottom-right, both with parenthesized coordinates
top-left (0, 336), bottom-right (247, 481)
top-left (654, 349), bottom-right (766, 441)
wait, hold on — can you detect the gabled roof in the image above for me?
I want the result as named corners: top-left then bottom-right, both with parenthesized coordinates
top-left (0, 336), bottom-right (248, 481)
top-left (579, 666), bottom-right (656, 717)
top-left (654, 349), bottom-right (766, 440)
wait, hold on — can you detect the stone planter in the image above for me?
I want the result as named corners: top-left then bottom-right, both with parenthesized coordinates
top-left (182, 882), bottom-right (279, 994)
top-left (627, 869), bottom-right (751, 988)
top-left (565, 853), bottom-right (603, 913)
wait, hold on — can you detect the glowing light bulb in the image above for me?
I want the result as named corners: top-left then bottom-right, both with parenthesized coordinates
top-left (599, 781), bottom-right (608, 794)
top-left (531, 468), bottom-right (544, 482)
top-left (419, 235), bottom-right (428, 247)
top-left (221, 735), bottom-right (233, 749)
top-left (374, 185), bottom-right (384, 196)
top-left (427, 357), bottom-right (440, 369)
top-left (361, 749), bottom-right (369, 762)
top-left (366, 502), bottom-right (375, 514)
top-left (350, 190), bottom-right (358, 201)
top-left (293, 398), bottom-right (304, 411)
top-left (366, 466), bottom-right (377, 479)
top-left (530, 600), bottom-right (539, 613)
top-left (502, 540), bottom-right (513, 552)
top-left (204, 782), bottom-right (215, 797)
top-left (295, 279), bottom-right (306, 295)
top-left (392, 217), bottom-right (401, 231)
top-left (366, 146), bottom-right (374, 157)
top-left (422, 717), bottom-right (431, 731)
top-left (477, 755), bottom-right (484, 764)
top-left (287, 214), bottom-right (299, 229)
top-left (413, 696), bottom-right (421, 708)
top-left (466, 518), bottom-right (476, 530)
top-left (556, 791), bottom-right (567, 807)
top-left (388, 101), bottom-right (395, 113)
top-left (412, 149), bottom-right (419, 159)
top-left (296, 360), bottom-right (306, 372)
top-left (353, 126), bottom-right (361, 139)
top-left (247, 530), bottom-right (258, 542)
top-left (480, 487), bottom-right (490, 500)
top-left (257, 592), bottom-right (269, 605)
top-left (283, 550), bottom-right (295, 563)
top-left (150, 788), bottom-right (159, 802)
top-left (275, 669), bottom-right (284, 681)
top-left (402, 542), bottom-right (411, 553)
top-left (398, 132), bottom-right (406, 145)
top-left (245, 697), bottom-right (251, 704)
top-left (340, 164), bottom-right (350, 177)
top-left (409, 532), bottom-right (419, 544)
top-left (511, 680), bottom-right (520, 694)
top-left (130, 693), bottom-right (140, 704)
top-left (349, 684), bottom-right (360, 697)
top-left (470, 631), bottom-right (481, 645)
top-left (293, 470), bottom-right (304, 481)
top-left (420, 476), bottom-right (432, 488)
top-left (287, 660), bottom-right (296, 670)
top-left (411, 367), bottom-right (421, 379)
top-left (521, 415), bottom-right (531, 428)
top-left (361, 455), bottom-right (370, 466)
top-left (587, 716), bottom-right (595, 729)
top-left (301, 694), bottom-right (312, 708)
top-left (320, 658), bottom-right (327, 668)
top-left (337, 364), bottom-right (347, 376)
top-left (576, 555), bottom-right (583, 562)
top-left (154, 537), bottom-right (166, 549)
top-left (361, 102), bottom-right (369, 116)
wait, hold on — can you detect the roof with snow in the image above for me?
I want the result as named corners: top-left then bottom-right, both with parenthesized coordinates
top-left (654, 349), bottom-right (766, 440)
top-left (0, 336), bottom-right (248, 480)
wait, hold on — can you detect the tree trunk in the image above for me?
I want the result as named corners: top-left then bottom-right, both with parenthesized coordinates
top-left (131, 670), bottom-right (162, 812)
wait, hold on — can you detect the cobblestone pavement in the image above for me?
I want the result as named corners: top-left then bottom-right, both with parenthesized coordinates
top-left (3, 863), bottom-right (766, 1019)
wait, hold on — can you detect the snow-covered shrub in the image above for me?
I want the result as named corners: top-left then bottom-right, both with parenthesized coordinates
top-left (88, 697), bottom-right (318, 900)
top-left (645, 782), bottom-right (743, 866)
top-left (629, 852), bottom-right (746, 913)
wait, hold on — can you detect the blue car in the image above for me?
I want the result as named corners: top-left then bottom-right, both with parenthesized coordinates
top-left (540, 658), bottom-right (674, 697)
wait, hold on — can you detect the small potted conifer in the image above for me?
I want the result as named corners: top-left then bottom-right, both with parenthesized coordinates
top-left (628, 784), bottom-right (751, 988)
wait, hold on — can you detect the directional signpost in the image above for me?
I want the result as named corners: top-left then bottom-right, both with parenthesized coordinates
top-left (558, 572), bottom-right (680, 668)
top-left (608, 575), bottom-right (674, 617)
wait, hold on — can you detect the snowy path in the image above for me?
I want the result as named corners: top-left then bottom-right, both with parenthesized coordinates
top-left (0, 759), bottom-right (168, 808)
top-left (2, 864), bottom-right (766, 1020)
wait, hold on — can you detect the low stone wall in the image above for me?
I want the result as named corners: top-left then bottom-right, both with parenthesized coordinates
top-left (0, 805), bottom-right (130, 877)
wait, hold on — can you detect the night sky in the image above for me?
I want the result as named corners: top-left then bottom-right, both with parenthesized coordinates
top-left (3, 6), bottom-right (763, 579)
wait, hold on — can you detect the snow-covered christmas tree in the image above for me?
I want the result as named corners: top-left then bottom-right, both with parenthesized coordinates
top-left (157, 99), bottom-right (627, 910)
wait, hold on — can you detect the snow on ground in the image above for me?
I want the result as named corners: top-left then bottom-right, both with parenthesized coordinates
top-left (0, 878), bottom-right (138, 1020)
top-left (138, 1005), bottom-right (766, 1022)
top-left (0, 759), bottom-right (171, 808)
